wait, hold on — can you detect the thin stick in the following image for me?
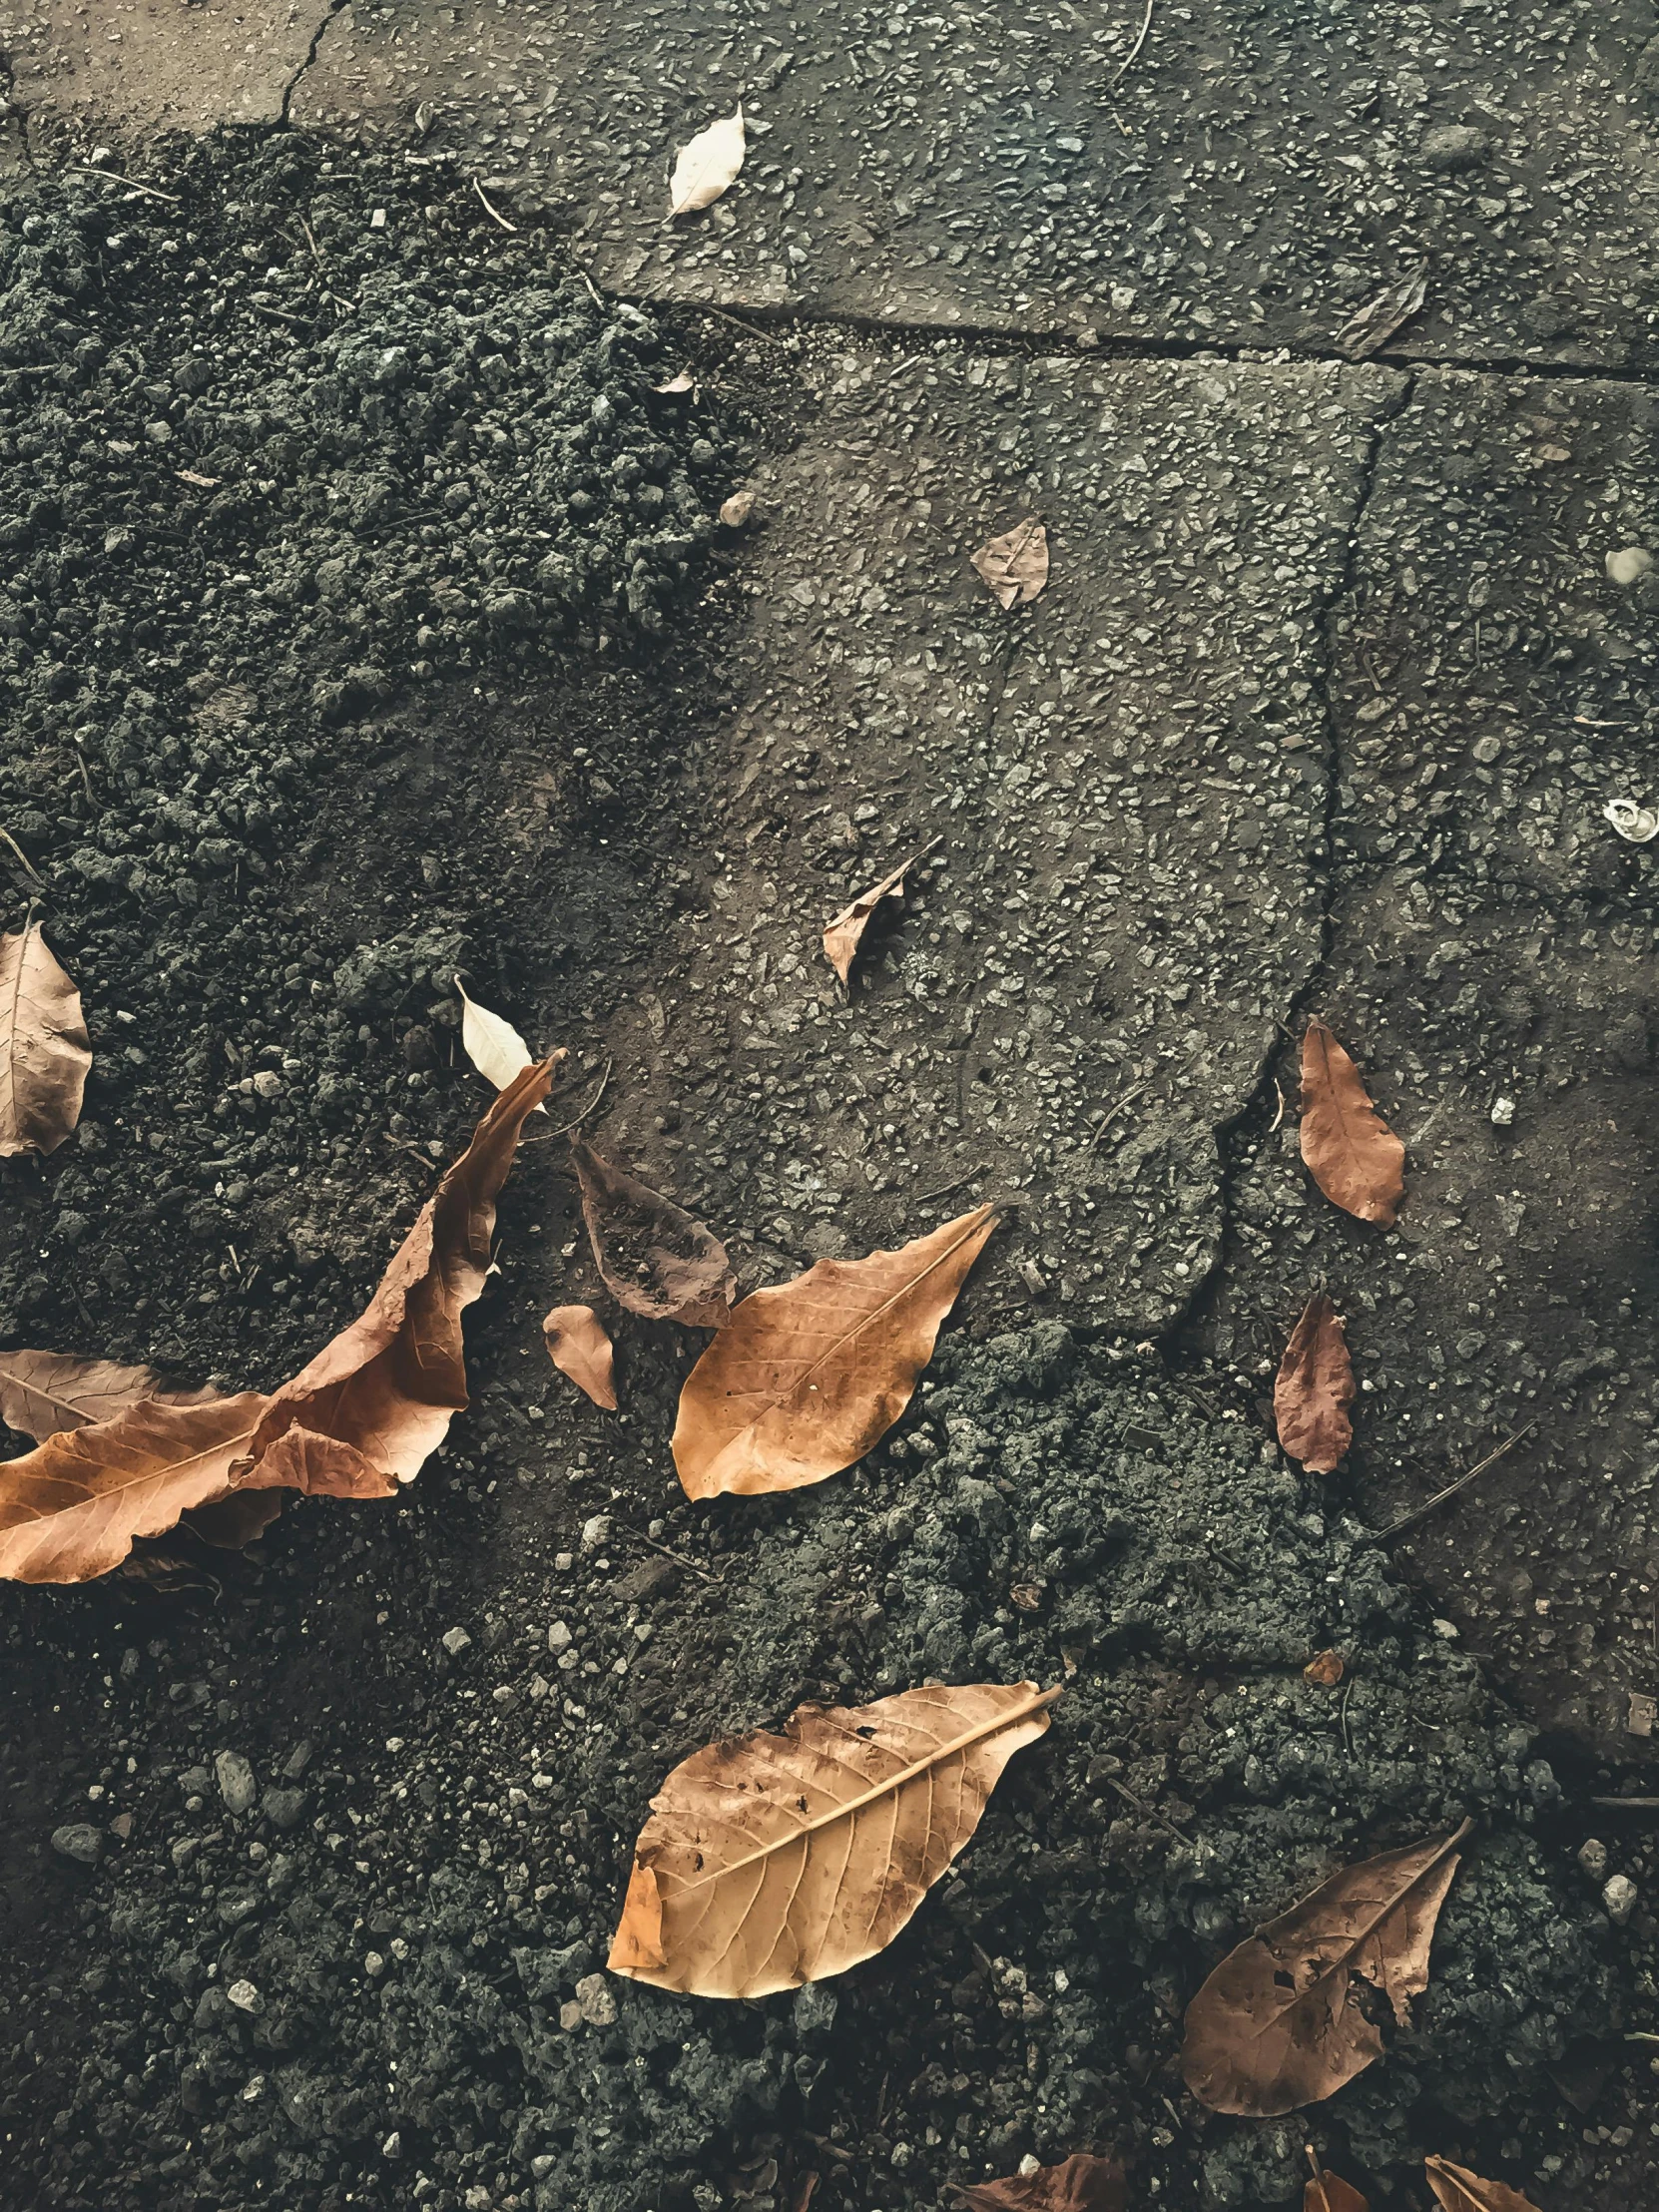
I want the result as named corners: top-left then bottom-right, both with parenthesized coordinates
top-left (74, 748), bottom-right (95, 804)
top-left (0, 826), bottom-right (43, 883)
top-left (623, 1526), bottom-right (721, 1584)
top-left (701, 302), bottom-right (784, 345)
top-left (1593, 1798), bottom-right (1659, 1814)
top-left (1109, 0), bottom-right (1156, 86)
top-left (544, 1058), bottom-right (612, 1140)
top-left (1376, 1420), bottom-right (1537, 1540)
top-left (68, 165), bottom-right (181, 205)
top-left (1305, 2147), bottom-right (1333, 2212)
top-left (914, 1163), bottom-right (988, 1207)
top-left (1105, 1773), bottom-right (1187, 1840)
top-left (471, 176), bottom-right (518, 233)
top-left (1269, 1077), bottom-right (1286, 1134)
top-left (578, 269), bottom-right (606, 312)
top-left (1086, 1079), bottom-right (1146, 1149)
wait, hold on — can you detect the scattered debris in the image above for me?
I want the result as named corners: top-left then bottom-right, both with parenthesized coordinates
top-left (953, 2150), bottom-right (1126, 2209)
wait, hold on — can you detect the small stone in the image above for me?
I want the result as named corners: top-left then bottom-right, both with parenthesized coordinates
top-left (1419, 123), bottom-right (1490, 171)
top-left (555, 1551), bottom-right (575, 1572)
top-left (1490, 1095), bottom-right (1515, 1127)
top-left (580, 1514), bottom-right (612, 1550)
top-left (442, 1625), bottom-right (472, 1655)
top-left (558, 1998), bottom-right (584, 2032)
top-left (215, 1751), bottom-right (258, 1816)
top-left (575, 1970), bottom-right (617, 2026)
top-left (364, 1951), bottom-right (385, 1976)
top-left (1579, 1838), bottom-right (1609, 1883)
top-left (1430, 1618), bottom-right (1459, 1641)
top-left (382, 2131), bottom-right (401, 2159)
top-left (547, 1620), bottom-right (573, 1651)
top-left (1603, 1874), bottom-right (1638, 1927)
top-left (51, 1823), bottom-right (102, 1865)
top-left (226, 1978), bottom-right (261, 2011)
top-left (720, 489), bottom-right (756, 527)
top-left (1629, 1692), bottom-right (1657, 1738)
top-left (1607, 547), bottom-right (1655, 587)
top-left (261, 1787), bottom-right (305, 1832)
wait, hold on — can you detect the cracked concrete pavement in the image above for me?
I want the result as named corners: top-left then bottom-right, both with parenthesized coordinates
top-left (5, 0), bottom-right (1659, 1758)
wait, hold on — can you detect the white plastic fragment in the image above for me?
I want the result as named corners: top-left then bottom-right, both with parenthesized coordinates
top-left (1604, 799), bottom-right (1659, 844)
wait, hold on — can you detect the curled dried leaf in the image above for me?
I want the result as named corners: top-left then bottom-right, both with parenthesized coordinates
top-left (570, 1135), bottom-right (734, 1325)
top-left (609, 1680), bottom-right (1058, 1997)
top-left (236, 1058), bottom-right (557, 1498)
top-left (954, 2152), bottom-right (1125, 2210)
top-left (0, 920), bottom-right (91, 1157)
top-left (1303, 1651), bottom-right (1345, 1688)
top-left (543, 1303), bottom-right (617, 1410)
top-left (1423, 2158), bottom-right (1540, 2212)
top-left (971, 517), bottom-right (1049, 609)
top-left (670, 105), bottom-right (746, 216)
top-left (673, 1205), bottom-right (998, 1499)
top-left (822, 840), bottom-right (937, 986)
top-left (1181, 1822), bottom-right (1470, 2115)
top-left (455, 973), bottom-right (540, 1098)
top-left (1299, 1020), bottom-right (1404, 1227)
top-left (1274, 1292), bottom-right (1355, 1474)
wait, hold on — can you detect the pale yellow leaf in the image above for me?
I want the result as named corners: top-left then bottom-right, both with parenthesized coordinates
top-left (670, 106), bottom-right (746, 217)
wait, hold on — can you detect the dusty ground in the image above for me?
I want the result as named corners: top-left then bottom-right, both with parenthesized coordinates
top-left (3, 6), bottom-right (1659, 2210)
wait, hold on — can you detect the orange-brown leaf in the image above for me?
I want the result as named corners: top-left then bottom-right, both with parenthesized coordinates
top-left (236, 1058), bottom-right (557, 1497)
top-left (971, 517), bottom-right (1049, 609)
top-left (671, 1204), bottom-right (998, 1499)
top-left (1305, 2161), bottom-right (1369, 2212)
top-left (0, 1348), bottom-right (213, 1442)
top-left (1274, 1293), bottom-right (1355, 1473)
top-left (1181, 1822), bottom-right (1470, 2115)
top-left (1423, 2158), bottom-right (1541, 2212)
top-left (1299, 1020), bottom-right (1404, 1226)
top-left (0, 1392), bottom-right (270, 1583)
top-left (609, 1680), bottom-right (1057, 1998)
top-left (1304, 1651), bottom-right (1345, 1688)
top-left (954, 2153), bottom-right (1125, 2210)
top-left (543, 1303), bottom-right (617, 1410)
top-left (822, 840), bottom-right (936, 986)
top-left (569, 1135), bottom-right (734, 1325)
top-left (0, 920), bottom-right (91, 1157)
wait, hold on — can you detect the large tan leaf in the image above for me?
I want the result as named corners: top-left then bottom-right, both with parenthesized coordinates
top-left (971, 518), bottom-right (1049, 609)
top-left (672, 1205), bottom-right (998, 1499)
top-left (1423, 2158), bottom-right (1540, 2212)
top-left (543, 1303), bottom-right (617, 1410)
top-left (235, 1058), bottom-right (557, 1497)
top-left (670, 106), bottom-right (746, 216)
top-left (569, 1135), bottom-right (735, 1326)
top-left (0, 1391), bottom-right (270, 1583)
top-left (1181, 1822), bottom-right (1470, 2115)
top-left (609, 1679), bottom-right (1058, 1998)
top-left (1273, 1293), bottom-right (1355, 1474)
top-left (454, 973), bottom-right (541, 1099)
top-left (954, 2153), bottom-right (1125, 2210)
top-left (0, 1348), bottom-right (212, 1442)
top-left (1299, 1020), bottom-right (1404, 1227)
top-left (822, 839), bottom-right (937, 986)
top-left (0, 920), bottom-right (91, 1157)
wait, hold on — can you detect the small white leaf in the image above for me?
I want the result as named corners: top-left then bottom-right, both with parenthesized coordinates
top-left (670, 106), bottom-right (746, 218)
top-left (454, 975), bottom-right (541, 1103)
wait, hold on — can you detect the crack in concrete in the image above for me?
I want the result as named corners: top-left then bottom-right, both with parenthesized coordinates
top-left (280, 0), bottom-right (350, 129)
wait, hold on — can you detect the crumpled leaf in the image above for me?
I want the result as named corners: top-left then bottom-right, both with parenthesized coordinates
top-left (1303, 1651), bottom-right (1345, 1688)
top-left (569, 1135), bottom-right (734, 1326)
top-left (1305, 2156), bottom-right (1369, 2212)
top-left (1423, 2157), bottom-right (1540, 2212)
top-left (455, 973), bottom-right (540, 1099)
top-left (672, 1204), bottom-right (998, 1499)
top-left (543, 1303), bottom-right (617, 1410)
top-left (1274, 1293), bottom-right (1355, 1474)
top-left (670, 105), bottom-right (746, 217)
top-left (1604, 798), bottom-right (1659, 844)
top-left (822, 840), bottom-right (936, 985)
top-left (1181, 1822), bottom-right (1470, 2115)
top-left (0, 918), bottom-right (91, 1157)
top-left (971, 517), bottom-right (1048, 609)
top-left (0, 1391), bottom-right (272, 1583)
top-left (1299, 1019), bottom-right (1405, 1227)
top-left (0, 1349), bottom-right (212, 1442)
top-left (1336, 265), bottom-right (1427, 359)
top-left (954, 2152), bottom-right (1126, 2210)
top-left (234, 1058), bottom-right (558, 1499)
top-left (609, 1679), bottom-right (1057, 1997)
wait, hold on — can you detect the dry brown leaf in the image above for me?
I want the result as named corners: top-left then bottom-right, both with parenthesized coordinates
top-left (117, 1546), bottom-right (223, 1595)
top-left (1423, 2158), bottom-right (1541, 2212)
top-left (0, 919), bottom-right (91, 1157)
top-left (1299, 1020), bottom-right (1405, 1227)
top-left (719, 489), bottom-right (756, 527)
top-left (1274, 1293), bottom-right (1355, 1474)
top-left (1304, 2159), bottom-right (1369, 2212)
top-left (543, 1303), bottom-right (617, 1410)
top-left (670, 106), bottom-right (746, 216)
top-left (1181, 1821), bottom-right (1471, 2115)
top-left (954, 2153), bottom-right (1126, 2210)
top-left (235, 1058), bottom-right (558, 1499)
top-left (0, 1348), bottom-right (213, 1442)
top-left (971, 517), bottom-right (1049, 609)
top-left (609, 1679), bottom-right (1057, 1997)
top-left (822, 839), bottom-right (937, 986)
top-left (569, 1135), bottom-right (734, 1326)
top-left (0, 1391), bottom-right (271, 1583)
top-left (455, 974), bottom-right (540, 1098)
top-left (1336, 265), bottom-right (1427, 360)
top-left (1303, 1651), bottom-right (1345, 1688)
top-left (672, 1204), bottom-right (998, 1499)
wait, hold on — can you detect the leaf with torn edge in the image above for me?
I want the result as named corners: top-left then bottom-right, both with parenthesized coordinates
top-left (0, 1348), bottom-right (212, 1443)
top-left (672, 1204), bottom-right (998, 1499)
top-left (1336, 265), bottom-right (1428, 361)
top-left (1181, 1821), bottom-right (1471, 2115)
top-left (570, 1135), bottom-right (735, 1326)
top-left (971, 517), bottom-right (1048, 609)
top-left (1305, 2158), bottom-right (1369, 2212)
top-left (1274, 1293), bottom-right (1355, 1474)
top-left (822, 841), bottom-right (936, 986)
top-left (0, 919), bottom-right (91, 1157)
top-left (455, 973), bottom-right (540, 1098)
top-left (234, 1058), bottom-right (558, 1499)
top-left (543, 1303), bottom-right (617, 1410)
top-left (1423, 2158), bottom-right (1540, 2212)
top-left (609, 1679), bottom-right (1058, 1997)
top-left (0, 1391), bottom-right (271, 1583)
top-left (953, 2152), bottom-right (1126, 2210)
top-left (1299, 1019), bottom-right (1405, 1227)
top-left (670, 105), bottom-right (746, 217)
